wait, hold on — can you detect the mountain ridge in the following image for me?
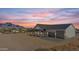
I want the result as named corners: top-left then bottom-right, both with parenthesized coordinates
top-left (0, 22), bottom-right (25, 29)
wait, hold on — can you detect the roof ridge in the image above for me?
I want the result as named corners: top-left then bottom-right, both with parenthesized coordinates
top-left (37, 23), bottom-right (72, 26)
top-left (35, 23), bottom-right (72, 30)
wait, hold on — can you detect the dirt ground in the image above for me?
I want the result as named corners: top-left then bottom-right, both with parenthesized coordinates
top-left (0, 33), bottom-right (78, 51)
top-left (48, 33), bottom-right (79, 51)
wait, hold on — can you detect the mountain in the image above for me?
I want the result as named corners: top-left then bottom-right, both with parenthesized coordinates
top-left (0, 22), bottom-right (25, 29)
top-left (73, 23), bottom-right (79, 29)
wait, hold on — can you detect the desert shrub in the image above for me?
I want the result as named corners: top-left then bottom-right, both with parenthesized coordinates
top-left (77, 45), bottom-right (79, 48)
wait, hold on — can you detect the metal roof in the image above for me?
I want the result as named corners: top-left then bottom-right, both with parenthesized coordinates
top-left (35, 24), bottom-right (72, 30)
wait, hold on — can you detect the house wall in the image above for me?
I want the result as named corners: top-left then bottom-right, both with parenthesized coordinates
top-left (65, 25), bottom-right (76, 39)
top-left (35, 27), bottom-right (41, 29)
top-left (47, 29), bottom-right (64, 39)
top-left (56, 31), bottom-right (64, 39)
top-left (48, 32), bottom-right (55, 37)
top-left (48, 31), bottom-right (65, 39)
top-left (35, 26), bottom-right (43, 30)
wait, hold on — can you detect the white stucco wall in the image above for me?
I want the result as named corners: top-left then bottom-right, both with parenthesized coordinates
top-left (65, 25), bottom-right (76, 39)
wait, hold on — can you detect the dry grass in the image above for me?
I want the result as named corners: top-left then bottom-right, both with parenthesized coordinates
top-left (0, 33), bottom-right (79, 51)
top-left (47, 34), bottom-right (79, 51)
top-left (0, 33), bottom-right (66, 51)
top-left (34, 38), bottom-right (79, 51)
top-left (34, 33), bottom-right (79, 51)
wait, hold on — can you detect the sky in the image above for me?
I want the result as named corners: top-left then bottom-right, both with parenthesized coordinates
top-left (0, 8), bottom-right (79, 28)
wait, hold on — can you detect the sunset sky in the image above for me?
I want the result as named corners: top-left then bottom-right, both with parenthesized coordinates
top-left (0, 8), bottom-right (79, 28)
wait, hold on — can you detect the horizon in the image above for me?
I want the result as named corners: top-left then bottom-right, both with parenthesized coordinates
top-left (0, 8), bottom-right (79, 28)
top-left (0, 22), bottom-right (78, 29)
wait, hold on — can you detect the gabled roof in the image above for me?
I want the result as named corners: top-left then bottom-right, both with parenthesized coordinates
top-left (34, 24), bottom-right (72, 30)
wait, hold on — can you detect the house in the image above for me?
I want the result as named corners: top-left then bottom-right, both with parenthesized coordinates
top-left (34, 24), bottom-right (76, 39)
top-left (0, 22), bottom-right (26, 33)
top-left (76, 29), bottom-right (79, 33)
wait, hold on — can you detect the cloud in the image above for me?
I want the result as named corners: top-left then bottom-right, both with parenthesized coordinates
top-left (0, 8), bottom-right (79, 28)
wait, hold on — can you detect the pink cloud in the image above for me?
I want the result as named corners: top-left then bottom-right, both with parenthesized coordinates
top-left (0, 10), bottom-right (79, 28)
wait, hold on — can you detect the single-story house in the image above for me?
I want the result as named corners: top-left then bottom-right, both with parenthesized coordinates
top-left (34, 24), bottom-right (76, 39)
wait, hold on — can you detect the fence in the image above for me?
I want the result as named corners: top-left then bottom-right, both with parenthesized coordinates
top-left (27, 31), bottom-right (48, 37)
top-left (27, 31), bottom-right (64, 39)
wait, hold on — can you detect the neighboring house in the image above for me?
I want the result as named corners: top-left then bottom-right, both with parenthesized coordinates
top-left (0, 23), bottom-right (26, 33)
top-left (34, 24), bottom-right (76, 39)
top-left (0, 23), bottom-right (25, 29)
top-left (76, 29), bottom-right (79, 33)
